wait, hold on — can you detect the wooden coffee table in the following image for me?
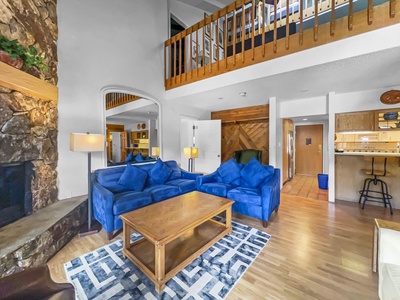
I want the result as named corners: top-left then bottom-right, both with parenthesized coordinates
top-left (120, 191), bottom-right (234, 292)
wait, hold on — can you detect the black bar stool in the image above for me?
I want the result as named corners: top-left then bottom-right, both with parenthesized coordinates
top-left (359, 156), bottom-right (393, 214)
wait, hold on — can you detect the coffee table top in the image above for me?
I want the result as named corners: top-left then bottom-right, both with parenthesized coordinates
top-left (120, 191), bottom-right (233, 242)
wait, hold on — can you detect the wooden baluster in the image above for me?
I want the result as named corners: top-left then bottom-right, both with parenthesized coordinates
top-left (216, 15), bottom-right (220, 70)
top-left (368, 0), bottom-right (373, 25)
top-left (390, 0), bottom-right (396, 18)
top-left (241, 2), bottom-right (245, 63)
top-left (184, 33), bottom-right (188, 82)
top-left (224, 10), bottom-right (228, 68)
top-left (210, 16), bottom-right (213, 73)
top-left (330, 0), bottom-right (335, 36)
top-left (314, 0), bottom-right (319, 41)
top-left (233, 4), bottom-right (237, 66)
top-left (285, 0), bottom-right (289, 50)
top-left (348, 0), bottom-right (353, 31)
top-left (189, 32), bottom-right (192, 75)
top-left (273, 0), bottom-right (277, 53)
top-left (178, 35), bottom-right (182, 82)
top-left (202, 18), bottom-right (206, 75)
top-left (252, 0), bottom-right (255, 60)
top-left (299, 0), bottom-right (303, 45)
top-left (164, 42), bottom-right (167, 84)
top-left (173, 37), bottom-right (177, 84)
top-left (262, 0), bottom-right (265, 57)
top-left (196, 27), bottom-right (199, 77)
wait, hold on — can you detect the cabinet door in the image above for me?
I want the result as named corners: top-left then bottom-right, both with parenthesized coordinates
top-left (335, 111), bottom-right (375, 132)
top-left (376, 109), bottom-right (400, 131)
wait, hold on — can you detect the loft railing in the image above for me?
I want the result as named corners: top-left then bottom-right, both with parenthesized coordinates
top-left (164, 0), bottom-right (400, 90)
top-left (105, 93), bottom-right (141, 110)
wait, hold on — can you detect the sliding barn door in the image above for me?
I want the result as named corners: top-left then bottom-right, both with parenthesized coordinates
top-left (221, 120), bottom-right (269, 165)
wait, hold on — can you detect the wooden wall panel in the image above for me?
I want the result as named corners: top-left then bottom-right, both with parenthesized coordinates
top-left (211, 104), bottom-right (269, 122)
top-left (282, 119), bottom-right (294, 184)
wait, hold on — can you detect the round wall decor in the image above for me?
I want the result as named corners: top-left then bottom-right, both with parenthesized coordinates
top-left (380, 90), bottom-right (400, 105)
top-left (141, 123), bottom-right (146, 129)
top-left (137, 124), bottom-right (141, 129)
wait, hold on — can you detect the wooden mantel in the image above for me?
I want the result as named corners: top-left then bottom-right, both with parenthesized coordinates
top-left (0, 61), bottom-right (58, 101)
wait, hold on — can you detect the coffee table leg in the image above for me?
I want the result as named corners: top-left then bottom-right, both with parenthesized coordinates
top-left (226, 206), bottom-right (232, 234)
top-left (372, 223), bottom-right (378, 272)
top-left (155, 242), bottom-right (165, 293)
top-left (123, 223), bottom-right (130, 258)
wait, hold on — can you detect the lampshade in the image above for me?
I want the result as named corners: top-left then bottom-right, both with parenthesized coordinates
top-left (183, 147), bottom-right (199, 158)
top-left (151, 147), bottom-right (160, 156)
top-left (70, 133), bottom-right (105, 152)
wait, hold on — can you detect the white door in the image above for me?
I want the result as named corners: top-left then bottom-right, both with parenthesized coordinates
top-left (180, 119), bottom-right (196, 170)
top-left (193, 120), bottom-right (221, 173)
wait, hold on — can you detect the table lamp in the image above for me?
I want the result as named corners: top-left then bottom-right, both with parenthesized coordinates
top-left (151, 147), bottom-right (160, 159)
top-left (183, 147), bottom-right (199, 172)
top-left (70, 132), bottom-right (105, 237)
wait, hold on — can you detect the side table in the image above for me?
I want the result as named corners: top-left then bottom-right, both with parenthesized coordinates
top-left (372, 218), bottom-right (400, 272)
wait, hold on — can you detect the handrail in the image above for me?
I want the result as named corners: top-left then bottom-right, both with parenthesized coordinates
top-left (164, 0), bottom-right (400, 90)
top-left (105, 93), bottom-right (141, 110)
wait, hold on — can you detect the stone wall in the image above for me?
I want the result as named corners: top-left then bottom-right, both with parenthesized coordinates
top-left (0, 0), bottom-right (58, 211)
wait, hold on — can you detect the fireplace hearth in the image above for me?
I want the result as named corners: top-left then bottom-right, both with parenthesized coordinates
top-left (0, 161), bottom-right (34, 229)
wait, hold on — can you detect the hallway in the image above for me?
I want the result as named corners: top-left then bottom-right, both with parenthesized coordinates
top-left (281, 174), bottom-right (328, 201)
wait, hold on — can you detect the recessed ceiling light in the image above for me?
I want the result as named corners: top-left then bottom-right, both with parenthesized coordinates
top-left (302, 118), bottom-right (308, 121)
top-left (239, 92), bottom-right (246, 97)
top-left (301, 89), bottom-right (309, 92)
top-left (217, 97), bottom-right (223, 100)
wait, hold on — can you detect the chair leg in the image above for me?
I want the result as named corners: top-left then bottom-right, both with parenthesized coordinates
top-left (262, 220), bottom-right (268, 228)
top-left (107, 232), bottom-right (114, 240)
top-left (381, 180), bottom-right (393, 215)
top-left (362, 179), bottom-right (373, 209)
top-left (380, 180), bottom-right (387, 208)
top-left (359, 178), bottom-right (369, 203)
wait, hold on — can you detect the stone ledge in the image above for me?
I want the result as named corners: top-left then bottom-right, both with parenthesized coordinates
top-left (0, 196), bottom-right (87, 277)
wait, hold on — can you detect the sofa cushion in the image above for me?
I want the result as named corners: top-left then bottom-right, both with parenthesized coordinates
top-left (143, 185), bottom-right (180, 203)
top-left (148, 159), bottom-right (173, 185)
top-left (166, 160), bottom-right (182, 181)
top-left (227, 187), bottom-right (262, 206)
top-left (125, 152), bottom-right (134, 162)
top-left (240, 158), bottom-right (273, 188)
top-left (197, 182), bottom-right (236, 197)
top-left (113, 191), bottom-right (153, 215)
top-left (166, 179), bottom-right (196, 194)
top-left (135, 153), bottom-right (144, 162)
top-left (217, 158), bottom-right (242, 184)
top-left (118, 164), bottom-right (147, 191)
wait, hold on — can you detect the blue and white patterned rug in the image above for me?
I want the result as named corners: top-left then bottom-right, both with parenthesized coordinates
top-left (64, 220), bottom-right (270, 300)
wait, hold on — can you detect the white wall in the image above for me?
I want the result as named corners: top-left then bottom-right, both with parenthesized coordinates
top-left (57, 0), bottom-right (168, 199)
top-left (169, 0), bottom-right (209, 28)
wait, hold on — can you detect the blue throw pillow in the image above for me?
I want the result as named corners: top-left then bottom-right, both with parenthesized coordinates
top-left (148, 159), bottom-right (173, 185)
top-left (125, 152), bottom-right (134, 162)
top-left (240, 158), bottom-right (273, 188)
top-left (217, 158), bottom-right (241, 183)
top-left (135, 153), bottom-right (144, 162)
top-left (118, 163), bottom-right (148, 191)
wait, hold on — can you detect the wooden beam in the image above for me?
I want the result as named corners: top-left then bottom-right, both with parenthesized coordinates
top-left (0, 62), bottom-right (58, 101)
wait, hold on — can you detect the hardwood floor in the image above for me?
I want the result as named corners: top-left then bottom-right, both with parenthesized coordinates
top-left (47, 194), bottom-right (400, 299)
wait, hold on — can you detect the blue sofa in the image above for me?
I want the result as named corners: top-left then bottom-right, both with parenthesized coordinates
top-left (92, 159), bottom-right (202, 239)
top-left (197, 158), bottom-right (280, 227)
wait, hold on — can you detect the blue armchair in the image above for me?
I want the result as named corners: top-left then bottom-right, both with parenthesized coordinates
top-left (197, 158), bottom-right (280, 227)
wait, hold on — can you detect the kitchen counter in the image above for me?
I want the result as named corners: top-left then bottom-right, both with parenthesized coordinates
top-left (335, 152), bottom-right (400, 157)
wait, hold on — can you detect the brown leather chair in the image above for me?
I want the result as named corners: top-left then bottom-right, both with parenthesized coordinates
top-left (0, 265), bottom-right (75, 300)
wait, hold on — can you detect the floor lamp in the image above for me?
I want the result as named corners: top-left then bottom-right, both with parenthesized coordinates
top-left (70, 132), bottom-right (105, 237)
top-left (183, 147), bottom-right (199, 172)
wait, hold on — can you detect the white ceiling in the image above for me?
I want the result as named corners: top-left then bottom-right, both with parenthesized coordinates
top-left (106, 101), bottom-right (159, 125)
top-left (167, 46), bottom-right (400, 113)
top-left (175, 0), bottom-right (232, 12)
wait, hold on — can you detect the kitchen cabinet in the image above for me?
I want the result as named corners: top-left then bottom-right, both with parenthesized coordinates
top-left (376, 109), bottom-right (400, 131)
top-left (335, 111), bottom-right (375, 132)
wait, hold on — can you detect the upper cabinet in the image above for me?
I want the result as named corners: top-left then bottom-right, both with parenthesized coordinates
top-left (335, 111), bottom-right (375, 132)
top-left (376, 109), bottom-right (400, 131)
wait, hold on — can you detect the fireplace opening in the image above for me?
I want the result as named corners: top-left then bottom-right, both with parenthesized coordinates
top-left (0, 161), bottom-right (34, 229)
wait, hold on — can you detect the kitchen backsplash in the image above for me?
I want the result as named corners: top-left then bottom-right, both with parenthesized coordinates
top-left (335, 131), bottom-right (400, 153)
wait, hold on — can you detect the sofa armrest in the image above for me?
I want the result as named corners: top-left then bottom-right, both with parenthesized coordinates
top-left (92, 182), bottom-right (115, 234)
top-left (196, 171), bottom-right (218, 189)
top-left (181, 170), bottom-right (203, 180)
top-left (260, 168), bottom-right (281, 221)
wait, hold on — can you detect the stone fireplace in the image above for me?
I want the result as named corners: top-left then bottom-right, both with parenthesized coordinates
top-left (0, 161), bottom-right (34, 229)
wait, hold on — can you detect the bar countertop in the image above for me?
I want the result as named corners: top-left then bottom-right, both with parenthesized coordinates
top-left (335, 152), bottom-right (400, 157)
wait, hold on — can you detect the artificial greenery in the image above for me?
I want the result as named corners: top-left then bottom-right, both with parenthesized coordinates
top-left (0, 35), bottom-right (47, 70)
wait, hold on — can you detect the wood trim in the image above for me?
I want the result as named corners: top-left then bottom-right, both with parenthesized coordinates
top-left (166, 1), bottom-right (400, 90)
top-left (211, 104), bottom-right (269, 123)
top-left (0, 62), bottom-right (58, 101)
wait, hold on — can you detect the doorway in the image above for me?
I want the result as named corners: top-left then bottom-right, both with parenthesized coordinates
top-left (295, 124), bottom-right (323, 176)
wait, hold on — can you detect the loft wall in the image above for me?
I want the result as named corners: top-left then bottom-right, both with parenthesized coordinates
top-left (211, 104), bottom-right (269, 165)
